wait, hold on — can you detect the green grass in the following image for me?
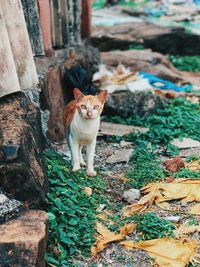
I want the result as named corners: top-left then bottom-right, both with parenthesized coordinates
top-left (92, 0), bottom-right (106, 10)
top-left (104, 97), bottom-right (200, 187)
top-left (92, 0), bottom-right (141, 10)
top-left (169, 55), bottom-right (200, 72)
top-left (128, 147), bottom-right (165, 188)
top-left (134, 212), bottom-right (175, 240)
top-left (44, 149), bottom-right (110, 266)
top-left (105, 98), bottom-right (200, 153)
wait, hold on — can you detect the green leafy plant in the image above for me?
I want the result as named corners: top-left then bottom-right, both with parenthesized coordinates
top-left (175, 168), bottom-right (200, 178)
top-left (169, 55), bottom-right (200, 72)
top-left (44, 149), bottom-right (109, 266)
top-left (128, 147), bottom-right (165, 188)
top-left (134, 212), bottom-right (175, 240)
top-left (105, 98), bottom-right (200, 152)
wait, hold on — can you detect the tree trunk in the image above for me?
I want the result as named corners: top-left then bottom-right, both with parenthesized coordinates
top-left (0, 2), bottom-right (21, 98)
top-left (21, 0), bottom-right (44, 56)
top-left (1, 0), bottom-right (38, 89)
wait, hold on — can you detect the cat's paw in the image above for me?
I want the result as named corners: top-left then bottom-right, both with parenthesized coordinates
top-left (80, 161), bottom-right (86, 167)
top-left (86, 169), bottom-right (97, 177)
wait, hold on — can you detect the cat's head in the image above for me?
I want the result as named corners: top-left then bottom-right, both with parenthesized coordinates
top-left (74, 88), bottom-right (107, 120)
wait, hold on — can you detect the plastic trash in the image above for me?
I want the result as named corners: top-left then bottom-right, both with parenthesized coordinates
top-left (139, 72), bottom-right (192, 92)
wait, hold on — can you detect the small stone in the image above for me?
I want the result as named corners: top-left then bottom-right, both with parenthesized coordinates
top-left (120, 140), bottom-right (133, 148)
top-left (123, 189), bottom-right (141, 204)
top-left (106, 148), bottom-right (134, 164)
top-left (165, 216), bottom-right (180, 223)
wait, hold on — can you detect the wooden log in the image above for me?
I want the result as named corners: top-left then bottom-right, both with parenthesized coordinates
top-left (0, 2), bottom-right (21, 98)
top-left (91, 22), bottom-right (200, 55)
top-left (60, 0), bottom-right (69, 46)
top-left (21, 0), bottom-right (44, 56)
top-left (67, 0), bottom-right (75, 45)
top-left (50, 0), bottom-right (63, 47)
top-left (46, 65), bottom-right (65, 141)
top-left (37, 0), bottom-right (54, 55)
top-left (73, 0), bottom-right (81, 44)
top-left (1, 0), bottom-right (38, 90)
top-left (81, 0), bottom-right (92, 38)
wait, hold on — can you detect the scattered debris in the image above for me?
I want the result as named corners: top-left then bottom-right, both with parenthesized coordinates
top-left (122, 178), bottom-right (200, 217)
top-left (121, 238), bottom-right (197, 267)
top-left (91, 222), bottom-right (136, 256)
top-left (186, 159), bottom-right (200, 171)
top-left (106, 148), bottom-right (134, 164)
top-left (163, 157), bottom-right (185, 173)
top-left (99, 121), bottom-right (148, 136)
top-left (96, 204), bottom-right (107, 213)
top-left (122, 189), bottom-right (141, 204)
top-left (170, 138), bottom-right (200, 149)
top-left (174, 224), bottom-right (200, 239)
top-left (83, 187), bottom-right (92, 196)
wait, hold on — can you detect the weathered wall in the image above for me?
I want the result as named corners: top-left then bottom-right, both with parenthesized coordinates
top-left (0, 92), bottom-right (48, 207)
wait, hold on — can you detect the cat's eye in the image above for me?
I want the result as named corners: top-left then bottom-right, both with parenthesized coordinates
top-left (94, 105), bottom-right (99, 110)
top-left (80, 105), bottom-right (87, 109)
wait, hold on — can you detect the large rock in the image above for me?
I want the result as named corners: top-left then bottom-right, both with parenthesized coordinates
top-left (91, 21), bottom-right (200, 55)
top-left (104, 90), bottom-right (168, 118)
top-left (101, 50), bottom-right (200, 87)
top-left (0, 189), bottom-right (23, 223)
top-left (0, 210), bottom-right (48, 267)
top-left (0, 92), bottom-right (47, 207)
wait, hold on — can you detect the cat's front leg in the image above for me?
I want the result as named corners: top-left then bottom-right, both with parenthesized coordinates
top-left (69, 135), bottom-right (80, 171)
top-left (86, 139), bottom-right (97, 177)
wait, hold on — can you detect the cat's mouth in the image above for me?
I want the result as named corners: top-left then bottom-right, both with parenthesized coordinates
top-left (86, 115), bottom-right (94, 120)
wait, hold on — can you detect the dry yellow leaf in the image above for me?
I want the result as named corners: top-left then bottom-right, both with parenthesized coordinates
top-left (122, 192), bottom-right (156, 217)
top-left (83, 187), bottom-right (92, 196)
top-left (122, 179), bottom-right (200, 217)
top-left (121, 238), bottom-right (197, 267)
top-left (174, 224), bottom-right (200, 239)
top-left (91, 222), bottom-right (136, 256)
top-left (190, 203), bottom-right (200, 215)
top-left (186, 159), bottom-right (200, 171)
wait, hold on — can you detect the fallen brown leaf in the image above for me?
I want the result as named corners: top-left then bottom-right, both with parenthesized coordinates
top-left (91, 222), bottom-right (135, 256)
top-left (122, 179), bottom-right (200, 217)
top-left (121, 238), bottom-right (197, 267)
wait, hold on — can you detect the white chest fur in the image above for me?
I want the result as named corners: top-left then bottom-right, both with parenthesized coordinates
top-left (70, 110), bottom-right (100, 145)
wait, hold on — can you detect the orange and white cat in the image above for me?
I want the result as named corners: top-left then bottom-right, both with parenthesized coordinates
top-left (63, 88), bottom-right (107, 177)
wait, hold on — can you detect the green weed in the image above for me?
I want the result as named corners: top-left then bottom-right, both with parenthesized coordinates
top-left (169, 55), bottom-right (200, 72)
top-left (175, 168), bottom-right (200, 178)
top-left (134, 212), bottom-right (175, 240)
top-left (105, 98), bottom-right (200, 153)
top-left (128, 147), bottom-right (165, 188)
top-left (44, 149), bottom-right (110, 266)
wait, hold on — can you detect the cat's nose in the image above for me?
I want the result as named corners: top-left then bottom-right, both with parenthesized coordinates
top-left (87, 110), bottom-right (93, 118)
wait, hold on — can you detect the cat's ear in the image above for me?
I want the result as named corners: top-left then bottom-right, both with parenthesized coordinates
top-left (98, 90), bottom-right (108, 104)
top-left (73, 88), bottom-right (84, 102)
